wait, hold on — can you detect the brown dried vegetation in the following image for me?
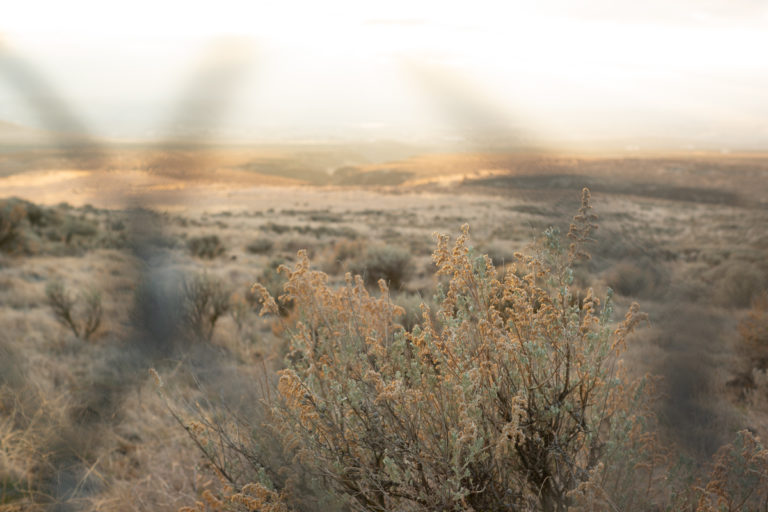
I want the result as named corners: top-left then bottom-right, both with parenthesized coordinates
top-left (182, 189), bottom-right (768, 512)
top-left (3, 180), bottom-right (768, 511)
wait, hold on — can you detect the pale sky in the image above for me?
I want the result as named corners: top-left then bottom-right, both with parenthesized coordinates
top-left (2, 0), bottom-right (768, 149)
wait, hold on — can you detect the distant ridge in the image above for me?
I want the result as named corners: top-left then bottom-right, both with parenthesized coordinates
top-left (0, 119), bottom-right (96, 148)
top-left (0, 119), bottom-right (50, 145)
top-left (0, 119), bottom-right (39, 133)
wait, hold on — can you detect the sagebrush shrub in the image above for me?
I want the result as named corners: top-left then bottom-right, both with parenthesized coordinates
top-left (63, 216), bottom-right (98, 244)
top-left (248, 189), bottom-right (657, 511)
top-left (709, 261), bottom-right (767, 309)
top-left (170, 189), bottom-right (768, 512)
top-left (319, 239), bottom-right (366, 275)
top-left (348, 244), bottom-right (412, 289)
top-left (604, 259), bottom-right (664, 298)
top-left (246, 238), bottom-right (274, 255)
top-left (0, 202), bottom-right (26, 253)
top-left (739, 291), bottom-right (768, 370)
top-left (189, 235), bottom-right (226, 259)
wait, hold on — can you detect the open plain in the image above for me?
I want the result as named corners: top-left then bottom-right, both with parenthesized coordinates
top-left (2, 141), bottom-right (768, 510)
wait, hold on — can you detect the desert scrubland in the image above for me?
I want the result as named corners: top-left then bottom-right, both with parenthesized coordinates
top-left (2, 142), bottom-right (768, 510)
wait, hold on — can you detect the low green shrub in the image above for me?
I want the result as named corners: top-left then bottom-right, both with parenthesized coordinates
top-left (348, 245), bottom-right (412, 289)
top-left (709, 261), bottom-right (767, 308)
top-left (189, 235), bottom-right (226, 259)
top-left (63, 217), bottom-right (98, 244)
top-left (0, 201), bottom-right (26, 253)
top-left (246, 238), bottom-right (274, 255)
top-left (739, 292), bottom-right (768, 370)
top-left (604, 258), bottom-right (665, 298)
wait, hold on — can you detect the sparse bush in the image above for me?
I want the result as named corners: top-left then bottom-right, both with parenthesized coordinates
top-left (708, 261), bottom-right (767, 308)
top-left (261, 222), bottom-right (292, 235)
top-left (189, 235), bottom-right (226, 259)
top-left (604, 259), bottom-right (665, 298)
top-left (45, 280), bottom-right (102, 341)
top-left (348, 244), bottom-right (412, 289)
top-left (260, 222), bottom-right (357, 240)
top-left (63, 217), bottom-right (98, 244)
top-left (320, 239), bottom-right (366, 275)
top-left (0, 199), bottom-right (121, 255)
top-left (280, 236), bottom-right (318, 258)
top-left (24, 202), bottom-right (46, 227)
top-left (308, 212), bottom-right (343, 223)
top-left (738, 291), bottom-right (768, 370)
top-left (0, 201), bottom-right (26, 253)
top-left (481, 242), bottom-right (515, 267)
top-left (182, 274), bottom-right (232, 341)
top-left (246, 238), bottom-right (274, 255)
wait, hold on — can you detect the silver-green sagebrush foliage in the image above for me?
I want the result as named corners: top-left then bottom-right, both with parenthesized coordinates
top-left (248, 189), bottom-right (655, 511)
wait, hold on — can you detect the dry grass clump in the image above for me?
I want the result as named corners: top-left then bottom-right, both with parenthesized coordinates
top-left (152, 363), bottom-right (341, 512)
top-left (0, 379), bottom-right (71, 512)
top-left (5, 182), bottom-right (768, 511)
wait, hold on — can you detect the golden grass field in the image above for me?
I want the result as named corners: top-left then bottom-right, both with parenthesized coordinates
top-left (2, 143), bottom-right (768, 510)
